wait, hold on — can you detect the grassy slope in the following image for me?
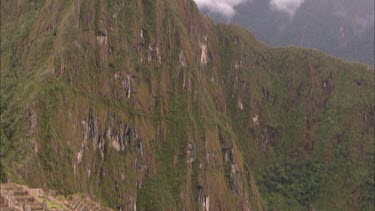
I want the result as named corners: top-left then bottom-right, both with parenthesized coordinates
top-left (1, 0), bottom-right (374, 210)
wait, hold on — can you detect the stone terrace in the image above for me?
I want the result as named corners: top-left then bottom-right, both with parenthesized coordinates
top-left (0, 183), bottom-right (112, 211)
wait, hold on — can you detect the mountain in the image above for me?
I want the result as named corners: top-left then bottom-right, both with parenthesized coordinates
top-left (206, 0), bottom-right (375, 65)
top-left (0, 0), bottom-right (374, 210)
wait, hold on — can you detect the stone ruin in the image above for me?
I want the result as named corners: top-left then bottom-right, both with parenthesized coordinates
top-left (0, 183), bottom-right (112, 211)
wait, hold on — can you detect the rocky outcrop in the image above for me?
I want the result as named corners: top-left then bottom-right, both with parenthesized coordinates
top-left (202, 195), bottom-right (209, 211)
top-left (80, 110), bottom-right (145, 155)
top-left (96, 30), bottom-right (108, 46)
top-left (200, 35), bottom-right (209, 65)
top-left (148, 44), bottom-right (162, 64)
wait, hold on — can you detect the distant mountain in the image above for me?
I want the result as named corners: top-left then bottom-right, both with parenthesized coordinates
top-left (205, 0), bottom-right (375, 65)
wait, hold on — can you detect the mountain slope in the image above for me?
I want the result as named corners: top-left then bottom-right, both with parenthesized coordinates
top-left (1, 0), bottom-right (374, 210)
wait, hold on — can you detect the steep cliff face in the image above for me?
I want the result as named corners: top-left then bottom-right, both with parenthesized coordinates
top-left (1, 0), bottom-right (374, 210)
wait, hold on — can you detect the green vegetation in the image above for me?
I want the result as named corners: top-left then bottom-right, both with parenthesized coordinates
top-left (0, 0), bottom-right (373, 210)
top-left (137, 174), bottom-right (176, 210)
top-left (45, 198), bottom-right (68, 210)
top-left (259, 160), bottom-right (323, 209)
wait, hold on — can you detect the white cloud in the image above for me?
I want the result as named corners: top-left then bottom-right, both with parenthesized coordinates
top-left (194, 0), bottom-right (304, 18)
top-left (270, 0), bottom-right (305, 16)
top-left (194, 0), bottom-right (249, 18)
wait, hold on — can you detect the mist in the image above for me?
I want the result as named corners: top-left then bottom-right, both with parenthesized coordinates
top-left (194, 0), bottom-right (249, 18)
top-left (194, 0), bottom-right (306, 18)
top-left (270, 0), bottom-right (305, 16)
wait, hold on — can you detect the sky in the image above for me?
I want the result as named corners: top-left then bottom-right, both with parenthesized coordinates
top-left (194, 0), bottom-right (305, 17)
